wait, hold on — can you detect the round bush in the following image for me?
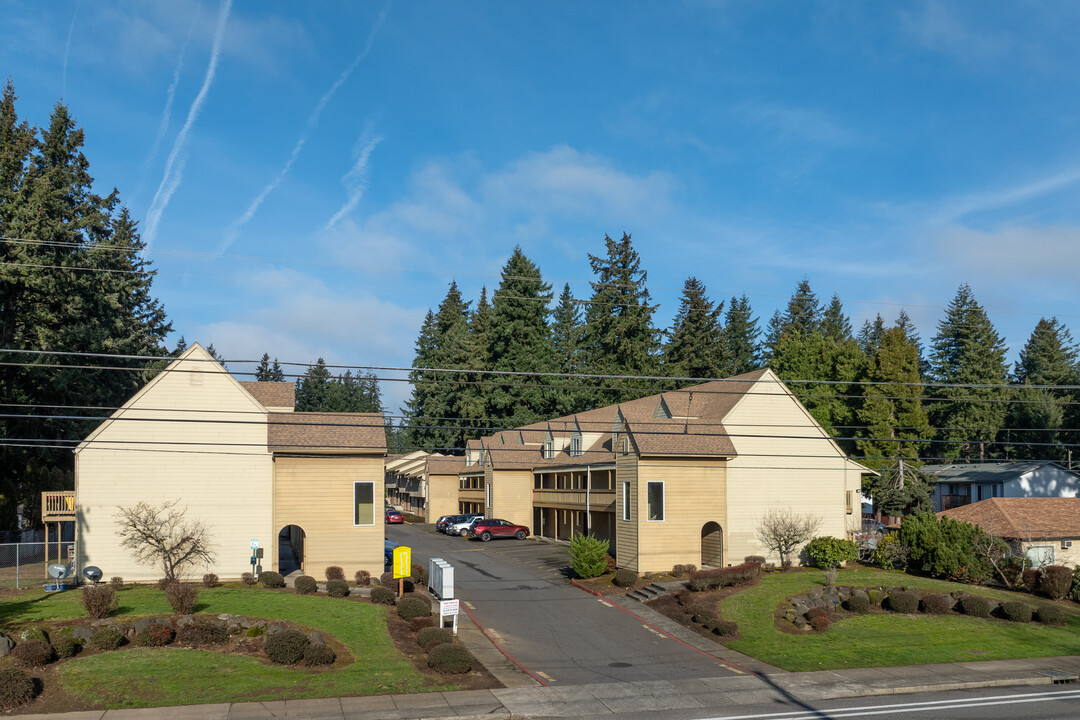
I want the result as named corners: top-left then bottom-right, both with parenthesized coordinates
top-left (370, 586), bottom-right (396, 605)
top-left (355, 570), bottom-right (371, 586)
top-left (0, 666), bottom-right (37, 711)
top-left (959, 595), bottom-right (993, 618)
top-left (303, 642), bottom-right (336, 666)
top-left (613, 568), bottom-right (638, 587)
top-left (264, 628), bottom-right (310, 665)
top-left (713, 619), bottom-right (739, 636)
top-left (91, 626), bottom-right (125, 651)
top-left (259, 571), bottom-right (285, 588)
top-left (417, 627), bottom-right (453, 650)
top-left (177, 621), bottom-right (228, 645)
top-left (109, 576), bottom-right (124, 590)
top-left (843, 594), bottom-right (870, 613)
top-left (1022, 569), bottom-right (1039, 593)
top-left (809, 615), bottom-right (830, 631)
top-left (165, 583), bottom-right (199, 614)
top-left (919, 593), bottom-right (952, 615)
top-left (885, 591), bottom-right (919, 614)
top-left (1001, 601), bottom-right (1032, 623)
top-left (52, 634), bottom-right (79, 659)
top-left (804, 536), bottom-right (859, 568)
top-left (379, 571), bottom-right (393, 587)
top-left (326, 579), bottom-right (350, 598)
top-left (427, 643), bottom-right (473, 674)
top-left (81, 585), bottom-right (118, 619)
top-left (202, 573), bottom-right (220, 588)
top-left (867, 589), bottom-right (884, 606)
top-left (241, 572), bottom-right (255, 586)
top-left (138, 623), bottom-right (176, 647)
top-left (294, 575), bottom-right (318, 595)
top-left (397, 597), bottom-right (431, 619)
top-left (1037, 566), bottom-right (1073, 600)
top-left (325, 566), bottom-right (345, 582)
top-left (11, 638), bottom-right (55, 667)
top-left (1035, 605), bottom-right (1066, 625)
top-left (805, 606), bottom-right (830, 621)
top-left (411, 563), bottom-right (428, 586)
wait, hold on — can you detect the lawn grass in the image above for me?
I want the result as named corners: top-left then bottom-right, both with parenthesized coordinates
top-left (0, 585), bottom-right (455, 707)
top-left (722, 567), bottom-right (1080, 672)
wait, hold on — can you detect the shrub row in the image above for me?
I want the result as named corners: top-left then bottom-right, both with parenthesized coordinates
top-left (688, 561), bottom-right (761, 592)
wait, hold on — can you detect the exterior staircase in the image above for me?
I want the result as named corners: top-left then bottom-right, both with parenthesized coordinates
top-left (625, 582), bottom-right (671, 602)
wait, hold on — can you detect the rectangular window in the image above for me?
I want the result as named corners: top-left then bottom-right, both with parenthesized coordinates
top-left (622, 481), bottom-right (631, 521)
top-left (354, 482), bottom-right (374, 526)
top-left (570, 436), bottom-right (582, 457)
top-left (485, 482), bottom-right (492, 512)
top-left (647, 481), bottom-right (664, 522)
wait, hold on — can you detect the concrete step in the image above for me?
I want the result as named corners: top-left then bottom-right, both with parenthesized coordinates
top-left (626, 583), bottom-right (669, 602)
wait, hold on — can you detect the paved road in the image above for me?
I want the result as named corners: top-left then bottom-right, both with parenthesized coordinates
top-left (387, 523), bottom-right (746, 686)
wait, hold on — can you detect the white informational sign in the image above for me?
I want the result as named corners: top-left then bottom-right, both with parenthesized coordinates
top-left (440, 599), bottom-right (460, 616)
top-left (250, 538), bottom-right (259, 550)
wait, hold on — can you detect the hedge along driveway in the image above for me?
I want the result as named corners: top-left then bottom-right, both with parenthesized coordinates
top-left (1, 586), bottom-right (452, 708)
top-left (721, 567), bottom-right (1080, 672)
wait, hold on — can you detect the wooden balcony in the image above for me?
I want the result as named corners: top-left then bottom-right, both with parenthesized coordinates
top-left (533, 489), bottom-right (615, 512)
top-left (42, 491), bottom-right (75, 522)
top-left (459, 489), bottom-right (485, 502)
top-left (940, 494), bottom-right (970, 511)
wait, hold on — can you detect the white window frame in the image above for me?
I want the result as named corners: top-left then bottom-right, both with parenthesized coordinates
top-left (485, 482), bottom-right (492, 512)
top-left (570, 436), bottom-right (582, 457)
top-left (622, 481), bottom-right (631, 521)
top-left (647, 481), bottom-right (665, 522)
top-left (353, 481), bottom-right (375, 526)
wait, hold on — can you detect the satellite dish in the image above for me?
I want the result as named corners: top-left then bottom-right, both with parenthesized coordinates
top-left (83, 566), bottom-right (103, 583)
top-left (48, 564), bottom-right (71, 580)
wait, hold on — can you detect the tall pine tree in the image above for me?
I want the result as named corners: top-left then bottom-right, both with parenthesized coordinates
top-left (1003, 317), bottom-right (1078, 460)
top-left (723, 294), bottom-right (761, 375)
top-left (550, 283), bottom-right (587, 416)
top-left (662, 277), bottom-right (726, 380)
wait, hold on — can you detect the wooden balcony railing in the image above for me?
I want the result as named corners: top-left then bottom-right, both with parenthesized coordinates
top-left (533, 489), bottom-right (615, 512)
top-left (42, 491), bottom-right (76, 521)
top-left (940, 494), bottom-right (970, 511)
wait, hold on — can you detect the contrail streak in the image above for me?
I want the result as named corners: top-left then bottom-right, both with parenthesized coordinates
top-left (219, 3), bottom-right (391, 252)
top-left (324, 133), bottom-right (383, 231)
top-left (144, 0), bottom-right (232, 250)
top-left (61, 4), bottom-right (79, 98)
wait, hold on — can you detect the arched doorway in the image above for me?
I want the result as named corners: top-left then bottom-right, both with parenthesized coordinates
top-left (701, 522), bottom-right (723, 568)
top-left (278, 525), bottom-right (305, 575)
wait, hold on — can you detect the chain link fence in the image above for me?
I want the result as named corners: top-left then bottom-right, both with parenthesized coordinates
top-left (0, 542), bottom-right (74, 589)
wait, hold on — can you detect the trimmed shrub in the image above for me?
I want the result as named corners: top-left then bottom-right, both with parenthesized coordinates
top-left (202, 573), bottom-right (219, 588)
top-left (11, 638), bottom-right (55, 667)
top-left (428, 643), bottom-right (473, 674)
top-left (919, 593), bottom-right (952, 615)
top-left (843, 594), bottom-right (870, 613)
top-left (303, 643), bottom-right (336, 666)
top-left (417, 627), bottom-right (453, 650)
top-left (870, 533), bottom-right (908, 570)
top-left (397, 597), bottom-right (431, 619)
top-left (762, 562), bottom-right (777, 573)
top-left (1001, 601), bottom-right (1032, 623)
top-left (52, 634), bottom-right (79, 658)
top-left (901, 513), bottom-right (993, 583)
top-left (371, 586), bottom-right (396, 605)
top-left (672, 564), bottom-right (697, 578)
top-left (0, 666), bottom-right (37, 711)
top-left (241, 572), bottom-right (255, 586)
top-left (809, 615), bottom-right (830, 631)
top-left (569, 534), bottom-right (610, 579)
top-left (1036, 565), bottom-right (1073, 600)
top-left (1035, 605), bottom-right (1066, 625)
top-left (326, 579), bottom-right (350, 598)
top-left (165, 583), bottom-right (198, 614)
top-left (138, 623), bottom-right (176, 646)
top-left (613, 568), bottom-right (638, 587)
top-left (823, 568), bottom-right (838, 586)
top-left (264, 628), bottom-right (310, 665)
top-left (379, 571), bottom-right (393, 587)
top-left (355, 570), bottom-right (371, 586)
top-left (805, 606), bottom-right (830, 621)
top-left (713, 619), bottom-right (739, 636)
top-left (1071, 566), bottom-right (1080, 602)
top-left (959, 595), bottom-right (994, 618)
top-left (260, 571), bottom-right (285, 588)
top-left (688, 562), bottom-right (761, 591)
top-left (1022, 569), bottom-right (1039, 593)
top-left (805, 536), bottom-right (859, 568)
top-left (109, 576), bottom-right (124, 590)
top-left (246, 626), bottom-right (265, 637)
top-left (744, 555), bottom-right (766, 566)
top-left (325, 566), bottom-right (345, 581)
top-left (91, 626), bottom-right (125, 650)
top-left (411, 564), bottom-right (428, 587)
top-left (294, 575), bottom-right (318, 595)
top-left (867, 589), bottom-right (884, 606)
top-left (177, 622), bottom-right (228, 645)
top-left (605, 554), bottom-right (618, 573)
top-left (885, 591), bottom-right (918, 614)
top-left (81, 585), bottom-right (118, 619)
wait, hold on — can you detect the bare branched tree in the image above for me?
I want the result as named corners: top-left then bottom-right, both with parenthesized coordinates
top-left (115, 499), bottom-right (215, 580)
top-left (755, 508), bottom-right (822, 568)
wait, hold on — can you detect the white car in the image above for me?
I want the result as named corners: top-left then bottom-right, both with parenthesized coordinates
top-left (448, 516), bottom-right (485, 536)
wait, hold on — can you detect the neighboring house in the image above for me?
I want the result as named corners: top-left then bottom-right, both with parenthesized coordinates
top-left (73, 344), bottom-right (386, 582)
top-left (938, 497), bottom-right (1080, 567)
top-left (924, 462), bottom-right (1080, 513)
top-left (383, 452), bottom-right (466, 521)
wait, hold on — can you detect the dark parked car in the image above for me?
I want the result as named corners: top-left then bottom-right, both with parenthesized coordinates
top-left (385, 509), bottom-right (404, 524)
top-left (437, 513), bottom-right (483, 534)
top-left (384, 539), bottom-right (397, 566)
top-left (468, 519), bottom-right (529, 542)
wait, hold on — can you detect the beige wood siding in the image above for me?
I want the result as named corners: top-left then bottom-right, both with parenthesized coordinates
top-left (635, 457), bottom-right (727, 573)
top-left (491, 469), bottom-right (533, 528)
top-left (722, 371), bottom-right (853, 564)
top-left (273, 456), bottom-right (382, 577)
top-left (615, 453), bottom-right (639, 571)
top-left (426, 472), bottom-right (459, 522)
top-left (75, 351), bottom-right (272, 581)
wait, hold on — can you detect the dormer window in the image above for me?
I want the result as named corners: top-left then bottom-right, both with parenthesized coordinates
top-left (570, 436), bottom-right (582, 457)
top-left (543, 440), bottom-right (554, 459)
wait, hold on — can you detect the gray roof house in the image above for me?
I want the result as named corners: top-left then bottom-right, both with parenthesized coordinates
top-left (923, 461), bottom-right (1080, 512)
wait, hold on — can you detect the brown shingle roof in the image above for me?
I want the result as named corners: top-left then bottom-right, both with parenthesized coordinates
top-left (938, 498), bottom-right (1080, 539)
top-left (268, 412), bottom-right (385, 453)
top-left (427, 456), bottom-right (467, 475)
top-left (240, 381), bottom-right (295, 409)
top-left (625, 419), bottom-right (737, 456)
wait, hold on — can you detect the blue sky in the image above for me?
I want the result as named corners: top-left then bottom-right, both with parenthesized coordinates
top-left (4, 1), bottom-right (1080, 413)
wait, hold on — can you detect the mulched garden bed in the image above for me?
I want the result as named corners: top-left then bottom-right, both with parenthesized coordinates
top-left (646, 585), bottom-right (745, 642)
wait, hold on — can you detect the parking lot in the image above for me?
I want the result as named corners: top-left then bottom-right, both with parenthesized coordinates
top-left (387, 523), bottom-right (746, 685)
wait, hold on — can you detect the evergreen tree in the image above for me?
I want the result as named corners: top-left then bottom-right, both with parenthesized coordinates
top-left (927, 284), bottom-right (1008, 461)
top-left (268, 359), bottom-right (285, 382)
top-left (723, 294), bottom-right (761, 375)
top-left (550, 283), bottom-right (587, 416)
top-left (1014, 317), bottom-right (1078, 386)
top-left (857, 314), bottom-right (886, 355)
top-left (581, 233), bottom-right (659, 404)
top-left (205, 343), bottom-right (227, 369)
top-left (821, 294), bottom-right (853, 343)
top-left (173, 336), bottom-right (188, 355)
top-left (663, 277), bottom-right (725, 379)
top-left (1003, 318), bottom-right (1078, 461)
top-left (295, 359), bottom-right (334, 411)
top-left (762, 310), bottom-right (785, 365)
top-left (402, 310), bottom-right (439, 450)
top-left (486, 248), bottom-right (554, 427)
top-left (255, 353), bottom-right (273, 381)
top-left (865, 462), bottom-right (934, 518)
top-left (785, 278), bottom-right (821, 336)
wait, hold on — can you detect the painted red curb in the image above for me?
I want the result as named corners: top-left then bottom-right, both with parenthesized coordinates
top-left (569, 578), bottom-right (757, 676)
top-left (461, 604), bottom-right (550, 686)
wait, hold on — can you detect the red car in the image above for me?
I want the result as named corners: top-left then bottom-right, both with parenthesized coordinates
top-left (385, 510), bottom-right (404, 524)
top-left (468, 518), bottom-right (528, 542)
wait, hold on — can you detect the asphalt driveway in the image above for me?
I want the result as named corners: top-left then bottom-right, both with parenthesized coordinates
top-left (387, 523), bottom-right (746, 685)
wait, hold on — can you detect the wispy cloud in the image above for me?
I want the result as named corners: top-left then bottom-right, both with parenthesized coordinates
top-left (144, 0), bottom-right (231, 250)
top-left (323, 131), bottom-right (384, 231)
top-left (61, 4), bottom-right (79, 98)
top-left (930, 166), bottom-right (1080, 225)
top-left (220, 3), bottom-right (391, 252)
